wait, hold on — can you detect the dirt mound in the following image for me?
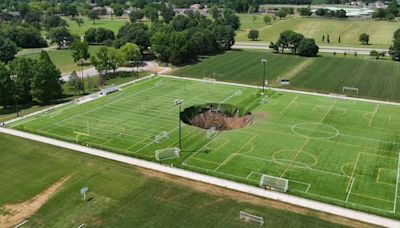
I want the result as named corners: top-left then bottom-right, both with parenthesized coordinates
top-left (181, 104), bottom-right (252, 130)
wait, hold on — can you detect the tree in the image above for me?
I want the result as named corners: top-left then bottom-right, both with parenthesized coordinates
top-left (88, 10), bottom-right (100, 24)
top-left (112, 3), bottom-right (124, 18)
top-left (114, 23), bottom-right (150, 53)
top-left (74, 17), bottom-right (84, 27)
top-left (335, 9), bottom-right (347, 18)
top-left (359, 33), bottom-right (369, 45)
top-left (44, 15), bottom-right (68, 31)
top-left (30, 51), bottom-right (63, 104)
top-left (298, 7), bottom-right (312, 16)
top-left (372, 8), bottom-right (387, 20)
top-left (71, 40), bottom-right (90, 64)
top-left (263, 15), bottom-right (273, 24)
top-left (107, 48), bottom-right (124, 73)
top-left (389, 29), bottom-right (400, 61)
top-left (289, 32), bottom-right (305, 54)
top-left (84, 28), bottom-right (97, 44)
top-left (68, 71), bottom-right (81, 95)
top-left (248, 30), bottom-right (259, 41)
top-left (315, 8), bottom-right (326, 16)
top-left (48, 26), bottom-right (73, 48)
top-left (387, 0), bottom-right (399, 17)
top-left (277, 8), bottom-right (288, 19)
top-left (0, 62), bottom-right (14, 107)
top-left (213, 25), bottom-right (235, 51)
top-left (210, 6), bottom-right (220, 20)
top-left (338, 35), bottom-right (341, 43)
top-left (91, 47), bottom-right (111, 79)
top-left (161, 6), bottom-right (175, 23)
top-left (119, 43), bottom-right (142, 66)
top-left (222, 9), bottom-right (241, 30)
top-left (298, 38), bottom-right (319, 57)
top-left (129, 10), bottom-right (144, 23)
top-left (95, 28), bottom-right (115, 44)
top-left (144, 6), bottom-right (158, 23)
top-left (0, 37), bottom-right (17, 63)
top-left (9, 57), bottom-right (37, 103)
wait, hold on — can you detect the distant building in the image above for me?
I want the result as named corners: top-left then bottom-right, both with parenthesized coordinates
top-left (369, 1), bottom-right (386, 8)
top-left (190, 4), bottom-right (202, 10)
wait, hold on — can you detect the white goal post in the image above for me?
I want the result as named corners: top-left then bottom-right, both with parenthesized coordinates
top-left (206, 127), bottom-right (217, 139)
top-left (155, 131), bottom-right (169, 143)
top-left (240, 211), bottom-right (264, 226)
top-left (155, 147), bottom-right (181, 161)
top-left (342, 86), bottom-right (359, 95)
top-left (259, 174), bottom-right (288, 192)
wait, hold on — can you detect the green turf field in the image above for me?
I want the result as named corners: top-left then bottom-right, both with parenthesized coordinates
top-left (17, 46), bottom-right (103, 74)
top-left (64, 16), bottom-right (129, 36)
top-left (236, 16), bottom-right (400, 48)
top-left (10, 76), bottom-right (400, 220)
top-left (173, 50), bottom-right (400, 102)
top-left (0, 133), bottom-right (350, 228)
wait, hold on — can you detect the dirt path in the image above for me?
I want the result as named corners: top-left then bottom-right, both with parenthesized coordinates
top-left (138, 168), bottom-right (378, 228)
top-left (0, 176), bottom-right (71, 228)
top-left (271, 58), bottom-right (315, 87)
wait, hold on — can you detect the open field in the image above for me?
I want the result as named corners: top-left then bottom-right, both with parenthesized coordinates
top-left (10, 76), bottom-right (400, 220)
top-left (17, 46), bottom-right (104, 74)
top-left (173, 50), bottom-right (400, 102)
top-left (237, 16), bottom-right (400, 48)
top-left (64, 16), bottom-right (130, 37)
top-left (0, 133), bottom-right (355, 228)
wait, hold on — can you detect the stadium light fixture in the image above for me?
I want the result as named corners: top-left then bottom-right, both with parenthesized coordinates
top-left (174, 99), bottom-right (183, 150)
top-left (10, 75), bottom-right (19, 117)
top-left (261, 59), bottom-right (267, 95)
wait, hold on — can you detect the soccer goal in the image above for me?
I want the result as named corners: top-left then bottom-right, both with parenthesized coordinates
top-left (234, 90), bottom-right (242, 96)
top-left (240, 211), bottom-right (264, 226)
top-left (259, 97), bottom-right (268, 105)
top-left (155, 131), bottom-right (169, 143)
top-left (342, 86), bottom-right (359, 95)
top-left (329, 93), bottom-right (347, 100)
top-left (155, 147), bottom-right (181, 161)
top-left (259, 174), bottom-right (288, 192)
top-left (206, 127), bottom-right (217, 139)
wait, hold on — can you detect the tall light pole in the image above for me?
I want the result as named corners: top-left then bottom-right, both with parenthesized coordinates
top-left (261, 59), bottom-right (267, 96)
top-left (10, 75), bottom-right (19, 117)
top-left (174, 99), bottom-right (183, 150)
top-left (80, 58), bottom-right (85, 94)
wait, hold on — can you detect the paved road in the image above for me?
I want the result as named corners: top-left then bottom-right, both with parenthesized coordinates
top-left (61, 61), bottom-right (159, 81)
top-left (233, 42), bottom-right (389, 55)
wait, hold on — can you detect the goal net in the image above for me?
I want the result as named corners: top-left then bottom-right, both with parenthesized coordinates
top-left (329, 93), bottom-right (347, 100)
top-left (239, 211), bottom-right (264, 226)
top-left (155, 147), bottom-right (181, 161)
top-left (342, 86), bottom-right (359, 95)
top-left (206, 127), bottom-right (217, 139)
top-left (155, 131), bottom-right (169, 143)
top-left (259, 174), bottom-right (288, 192)
top-left (234, 90), bottom-right (242, 96)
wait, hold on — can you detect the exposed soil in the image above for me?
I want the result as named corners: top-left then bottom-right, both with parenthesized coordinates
top-left (138, 168), bottom-right (379, 228)
top-left (0, 176), bottom-right (71, 228)
top-left (181, 104), bottom-right (253, 130)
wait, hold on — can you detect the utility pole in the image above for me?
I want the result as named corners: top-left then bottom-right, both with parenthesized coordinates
top-left (174, 99), bottom-right (183, 150)
top-left (10, 75), bottom-right (19, 117)
top-left (261, 59), bottom-right (267, 95)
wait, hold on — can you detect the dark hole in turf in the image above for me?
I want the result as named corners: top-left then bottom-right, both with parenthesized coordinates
top-left (180, 103), bottom-right (253, 131)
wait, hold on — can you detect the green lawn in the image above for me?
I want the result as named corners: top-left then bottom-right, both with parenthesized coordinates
top-left (173, 50), bottom-right (307, 85)
top-left (0, 133), bottom-right (348, 227)
top-left (17, 46), bottom-right (104, 74)
top-left (10, 76), bottom-right (400, 220)
top-left (64, 16), bottom-right (129, 37)
top-left (173, 50), bottom-right (400, 102)
top-left (238, 13), bottom-right (267, 30)
top-left (236, 16), bottom-right (400, 48)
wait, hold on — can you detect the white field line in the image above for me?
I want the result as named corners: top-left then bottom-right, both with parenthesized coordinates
top-left (346, 177), bottom-right (355, 202)
top-left (162, 75), bottom-right (400, 107)
top-left (1, 127), bottom-right (399, 228)
top-left (393, 152), bottom-right (400, 213)
top-left (4, 74), bottom-right (156, 126)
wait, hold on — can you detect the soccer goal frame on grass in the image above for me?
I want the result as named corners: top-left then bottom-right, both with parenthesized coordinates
top-left (342, 86), bottom-right (359, 95)
top-left (240, 211), bottom-right (264, 226)
top-left (155, 147), bottom-right (181, 161)
top-left (259, 174), bottom-right (288, 192)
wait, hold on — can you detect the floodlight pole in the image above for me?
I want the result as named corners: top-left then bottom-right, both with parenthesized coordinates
top-left (261, 59), bottom-right (267, 95)
top-left (10, 75), bottom-right (19, 117)
top-left (174, 99), bottom-right (183, 150)
top-left (80, 58), bottom-right (85, 94)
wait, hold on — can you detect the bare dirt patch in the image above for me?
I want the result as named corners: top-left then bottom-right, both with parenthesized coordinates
top-left (181, 104), bottom-right (252, 130)
top-left (0, 176), bottom-right (71, 228)
top-left (138, 168), bottom-right (378, 228)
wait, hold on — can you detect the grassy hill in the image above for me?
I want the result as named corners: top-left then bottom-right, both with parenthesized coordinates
top-left (237, 16), bottom-right (400, 48)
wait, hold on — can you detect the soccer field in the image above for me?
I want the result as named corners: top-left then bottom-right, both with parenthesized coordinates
top-left (10, 76), bottom-right (400, 219)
